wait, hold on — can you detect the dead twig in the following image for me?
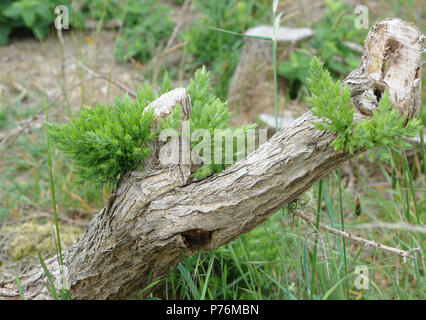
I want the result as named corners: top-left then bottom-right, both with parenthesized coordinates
top-left (0, 115), bottom-right (44, 158)
top-left (166, 0), bottom-right (191, 50)
top-left (57, 29), bottom-right (137, 98)
top-left (161, 41), bottom-right (187, 57)
top-left (70, 58), bottom-right (137, 98)
top-left (347, 222), bottom-right (426, 235)
top-left (294, 209), bottom-right (421, 262)
top-left (0, 76), bottom-right (104, 158)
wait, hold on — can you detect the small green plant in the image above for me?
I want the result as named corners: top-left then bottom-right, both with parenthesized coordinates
top-left (188, 67), bottom-right (256, 180)
top-left (47, 86), bottom-right (157, 189)
top-left (307, 56), bottom-right (422, 160)
top-left (47, 67), bottom-right (255, 188)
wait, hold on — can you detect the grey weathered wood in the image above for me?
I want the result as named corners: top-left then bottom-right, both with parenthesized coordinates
top-left (344, 18), bottom-right (423, 119)
top-left (0, 19), bottom-right (423, 300)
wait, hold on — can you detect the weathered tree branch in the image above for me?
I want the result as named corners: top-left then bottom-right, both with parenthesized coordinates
top-left (0, 19), bottom-right (423, 300)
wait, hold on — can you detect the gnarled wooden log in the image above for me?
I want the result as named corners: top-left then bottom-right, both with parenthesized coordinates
top-left (0, 19), bottom-right (423, 300)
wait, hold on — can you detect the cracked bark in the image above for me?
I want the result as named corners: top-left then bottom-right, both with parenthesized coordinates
top-left (0, 18), bottom-right (423, 300)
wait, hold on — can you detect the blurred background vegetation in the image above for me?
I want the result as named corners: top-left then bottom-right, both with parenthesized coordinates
top-left (0, 0), bottom-right (424, 300)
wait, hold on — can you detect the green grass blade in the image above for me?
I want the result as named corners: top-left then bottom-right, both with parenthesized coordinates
top-left (177, 263), bottom-right (200, 299)
top-left (310, 180), bottom-right (323, 299)
top-left (44, 101), bottom-right (64, 267)
top-left (15, 274), bottom-right (25, 300)
top-left (337, 170), bottom-right (349, 298)
top-left (200, 254), bottom-right (215, 300)
top-left (38, 253), bottom-right (59, 300)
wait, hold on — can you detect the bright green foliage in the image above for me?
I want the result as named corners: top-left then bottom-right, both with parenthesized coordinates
top-left (278, 0), bottom-right (367, 97)
top-left (307, 56), bottom-right (422, 160)
top-left (47, 86), bottom-right (157, 189)
top-left (307, 56), bottom-right (354, 152)
top-left (350, 94), bottom-right (422, 161)
top-left (307, 56), bottom-right (353, 134)
top-left (187, 67), bottom-right (256, 180)
top-left (48, 67), bottom-right (255, 187)
top-left (188, 67), bottom-right (232, 138)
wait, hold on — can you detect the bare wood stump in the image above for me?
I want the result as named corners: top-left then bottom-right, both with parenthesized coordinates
top-left (0, 19), bottom-right (423, 300)
top-left (344, 19), bottom-right (423, 118)
top-left (227, 26), bottom-right (314, 125)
